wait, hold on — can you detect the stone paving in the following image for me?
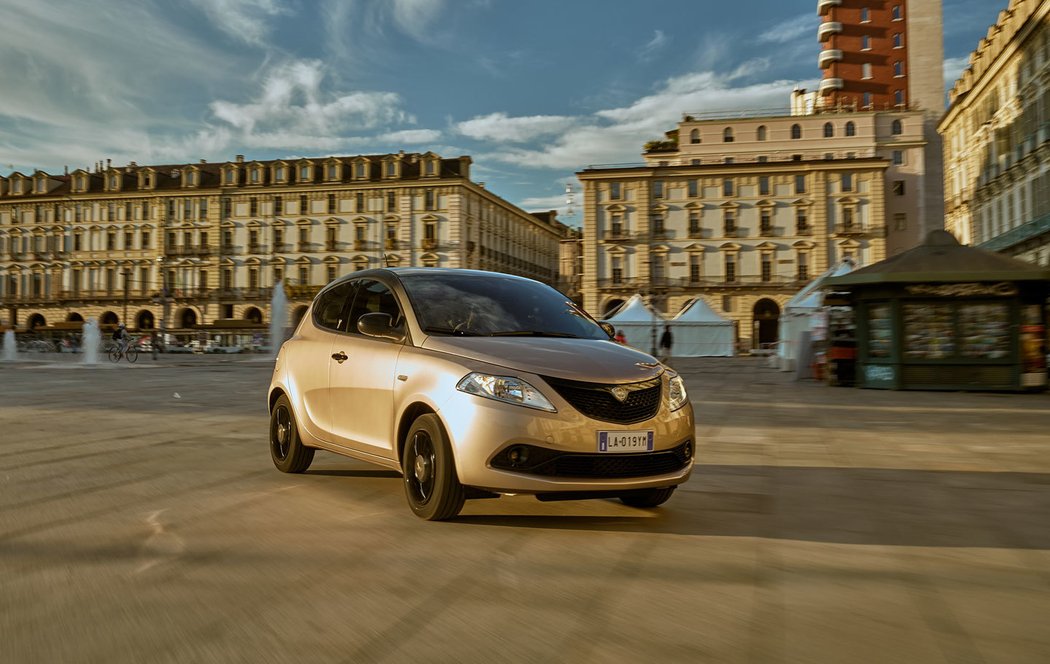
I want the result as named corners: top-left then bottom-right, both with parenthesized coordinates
top-left (1, 354), bottom-right (1049, 663)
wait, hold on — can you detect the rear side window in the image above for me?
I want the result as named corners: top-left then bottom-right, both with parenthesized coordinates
top-left (312, 281), bottom-right (355, 331)
top-left (345, 280), bottom-right (402, 334)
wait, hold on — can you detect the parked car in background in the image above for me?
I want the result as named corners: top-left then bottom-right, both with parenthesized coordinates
top-left (267, 268), bottom-right (695, 520)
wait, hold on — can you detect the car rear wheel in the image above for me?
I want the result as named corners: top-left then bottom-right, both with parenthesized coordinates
top-left (402, 414), bottom-right (464, 521)
top-left (619, 486), bottom-right (677, 508)
top-left (270, 394), bottom-right (314, 473)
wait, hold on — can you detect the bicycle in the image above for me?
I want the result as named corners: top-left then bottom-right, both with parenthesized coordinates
top-left (108, 341), bottom-right (139, 363)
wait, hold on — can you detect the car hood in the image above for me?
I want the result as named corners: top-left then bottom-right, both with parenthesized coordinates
top-left (420, 336), bottom-right (664, 383)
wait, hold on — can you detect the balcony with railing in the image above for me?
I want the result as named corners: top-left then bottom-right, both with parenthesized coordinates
top-left (297, 242), bottom-right (312, 252)
top-left (422, 238), bottom-right (438, 250)
top-left (979, 212), bottom-right (1050, 252)
top-left (248, 243), bottom-right (266, 254)
top-left (272, 243), bottom-right (289, 253)
top-left (817, 0), bottom-right (841, 16)
top-left (833, 223), bottom-right (885, 237)
top-left (385, 238), bottom-right (399, 250)
top-left (817, 21), bottom-right (842, 41)
top-left (818, 49), bottom-right (843, 69)
top-left (819, 77), bottom-right (844, 94)
top-left (601, 228), bottom-right (636, 243)
top-left (759, 224), bottom-right (778, 237)
top-left (325, 241), bottom-right (339, 252)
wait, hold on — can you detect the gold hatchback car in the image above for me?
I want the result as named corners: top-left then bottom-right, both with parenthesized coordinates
top-left (268, 268), bottom-right (695, 520)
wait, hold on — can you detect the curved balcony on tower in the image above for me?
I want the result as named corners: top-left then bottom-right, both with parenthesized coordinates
top-left (818, 0), bottom-right (842, 15)
top-left (817, 21), bottom-right (842, 42)
top-left (818, 49), bottom-right (843, 69)
top-left (819, 78), bottom-right (844, 94)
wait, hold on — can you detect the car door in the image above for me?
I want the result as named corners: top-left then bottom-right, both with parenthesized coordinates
top-left (328, 279), bottom-right (404, 459)
top-left (294, 280), bottom-right (357, 442)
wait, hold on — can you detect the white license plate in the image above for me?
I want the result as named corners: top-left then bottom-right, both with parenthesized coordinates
top-left (598, 430), bottom-right (654, 453)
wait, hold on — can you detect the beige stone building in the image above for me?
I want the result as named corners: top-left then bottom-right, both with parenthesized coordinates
top-left (0, 153), bottom-right (566, 336)
top-left (940, 0), bottom-right (1050, 264)
top-left (578, 109), bottom-right (899, 349)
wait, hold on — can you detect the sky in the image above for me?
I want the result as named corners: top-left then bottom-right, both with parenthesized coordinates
top-left (0, 0), bottom-right (1009, 226)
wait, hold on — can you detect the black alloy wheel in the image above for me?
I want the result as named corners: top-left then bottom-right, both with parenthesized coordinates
top-left (402, 414), bottom-right (465, 521)
top-left (269, 394), bottom-right (314, 473)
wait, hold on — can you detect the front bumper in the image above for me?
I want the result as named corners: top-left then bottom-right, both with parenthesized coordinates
top-left (437, 386), bottom-right (694, 494)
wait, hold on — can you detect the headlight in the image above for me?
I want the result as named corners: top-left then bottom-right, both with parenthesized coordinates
top-left (456, 373), bottom-right (557, 412)
top-left (667, 371), bottom-right (689, 411)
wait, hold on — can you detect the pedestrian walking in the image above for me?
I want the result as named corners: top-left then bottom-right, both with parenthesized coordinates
top-left (659, 324), bottom-right (673, 362)
top-left (614, 329), bottom-right (627, 344)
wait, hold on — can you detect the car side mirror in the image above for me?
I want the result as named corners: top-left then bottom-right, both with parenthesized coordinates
top-left (598, 321), bottom-right (616, 339)
top-left (357, 312), bottom-right (406, 343)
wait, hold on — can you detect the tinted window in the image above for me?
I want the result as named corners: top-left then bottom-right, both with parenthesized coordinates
top-left (345, 280), bottom-right (402, 334)
top-left (400, 273), bottom-right (607, 340)
top-left (313, 281), bottom-right (355, 331)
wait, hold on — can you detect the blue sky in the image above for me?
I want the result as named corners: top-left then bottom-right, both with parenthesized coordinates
top-left (0, 0), bottom-right (1007, 225)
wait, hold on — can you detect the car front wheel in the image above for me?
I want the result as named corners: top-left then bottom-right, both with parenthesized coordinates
top-left (269, 394), bottom-right (314, 473)
top-left (402, 414), bottom-right (464, 521)
top-left (619, 486), bottom-right (677, 508)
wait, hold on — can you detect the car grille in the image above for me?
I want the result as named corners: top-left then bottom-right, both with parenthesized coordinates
top-left (541, 375), bottom-right (662, 424)
top-left (491, 441), bottom-right (692, 479)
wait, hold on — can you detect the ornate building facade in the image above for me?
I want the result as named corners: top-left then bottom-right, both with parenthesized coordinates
top-left (939, 0), bottom-right (1050, 265)
top-left (0, 153), bottom-right (566, 334)
top-left (578, 110), bottom-right (899, 349)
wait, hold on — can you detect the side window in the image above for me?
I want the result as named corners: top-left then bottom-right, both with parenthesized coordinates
top-left (345, 279), bottom-right (402, 334)
top-left (312, 281), bottom-right (356, 331)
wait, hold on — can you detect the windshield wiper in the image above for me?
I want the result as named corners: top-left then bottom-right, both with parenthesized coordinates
top-left (422, 326), bottom-right (482, 336)
top-left (488, 330), bottom-right (580, 338)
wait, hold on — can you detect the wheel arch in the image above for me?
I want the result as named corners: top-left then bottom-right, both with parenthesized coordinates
top-left (268, 387), bottom-right (287, 414)
top-left (396, 402), bottom-right (440, 465)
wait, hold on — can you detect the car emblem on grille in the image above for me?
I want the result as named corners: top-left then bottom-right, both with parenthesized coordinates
top-left (610, 386), bottom-right (629, 402)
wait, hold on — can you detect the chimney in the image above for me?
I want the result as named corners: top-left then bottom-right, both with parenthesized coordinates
top-left (236, 155), bottom-right (244, 163)
top-left (106, 158), bottom-right (111, 169)
top-left (64, 165), bottom-right (69, 175)
top-left (200, 159), bottom-right (207, 164)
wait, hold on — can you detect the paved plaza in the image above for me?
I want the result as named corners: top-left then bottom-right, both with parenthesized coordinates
top-left (1, 353), bottom-right (1049, 663)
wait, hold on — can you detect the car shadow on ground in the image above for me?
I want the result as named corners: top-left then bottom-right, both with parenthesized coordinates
top-left (305, 468), bottom-right (402, 479)
top-left (452, 465), bottom-right (1050, 549)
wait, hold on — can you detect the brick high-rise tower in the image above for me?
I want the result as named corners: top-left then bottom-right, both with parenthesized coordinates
top-left (818, 0), bottom-right (945, 241)
top-left (817, 0), bottom-right (944, 114)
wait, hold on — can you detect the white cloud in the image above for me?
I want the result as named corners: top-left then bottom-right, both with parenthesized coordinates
top-left (943, 56), bottom-right (971, 87)
top-left (456, 113), bottom-right (578, 143)
top-left (475, 66), bottom-right (809, 171)
top-left (757, 14), bottom-right (815, 44)
top-left (187, 0), bottom-right (290, 45)
top-left (209, 60), bottom-right (413, 137)
top-left (390, 0), bottom-right (445, 40)
top-left (377, 129), bottom-right (443, 143)
top-left (639, 30), bottom-right (669, 61)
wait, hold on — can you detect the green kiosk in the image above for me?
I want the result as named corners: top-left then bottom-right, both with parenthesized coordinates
top-left (824, 230), bottom-right (1050, 391)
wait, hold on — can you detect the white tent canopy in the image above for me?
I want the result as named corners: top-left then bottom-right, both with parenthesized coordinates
top-left (669, 298), bottom-right (734, 357)
top-left (603, 294), bottom-right (666, 353)
top-left (778, 260), bottom-right (855, 366)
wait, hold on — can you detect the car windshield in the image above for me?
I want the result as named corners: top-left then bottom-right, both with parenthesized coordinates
top-left (398, 272), bottom-right (609, 340)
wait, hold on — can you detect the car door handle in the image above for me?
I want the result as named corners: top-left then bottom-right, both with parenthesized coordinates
top-left (331, 351), bottom-right (348, 363)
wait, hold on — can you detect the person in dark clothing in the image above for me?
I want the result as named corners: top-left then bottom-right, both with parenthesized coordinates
top-left (659, 325), bottom-right (673, 362)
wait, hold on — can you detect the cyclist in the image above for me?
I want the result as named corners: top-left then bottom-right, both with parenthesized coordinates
top-left (113, 323), bottom-right (130, 356)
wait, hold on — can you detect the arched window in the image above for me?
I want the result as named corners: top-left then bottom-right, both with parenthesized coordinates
top-left (756, 125), bottom-right (767, 141)
top-left (723, 127), bottom-right (734, 143)
top-left (689, 129), bottom-right (700, 144)
top-left (791, 124), bottom-right (802, 140)
top-left (845, 121), bottom-right (856, 137)
top-left (823, 122), bottom-right (834, 138)
top-left (891, 119), bottom-right (903, 135)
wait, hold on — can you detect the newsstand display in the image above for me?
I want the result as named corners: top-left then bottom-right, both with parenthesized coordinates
top-left (824, 231), bottom-right (1050, 391)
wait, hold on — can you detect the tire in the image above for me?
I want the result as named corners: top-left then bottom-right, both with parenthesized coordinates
top-left (402, 414), bottom-right (465, 521)
top-left (126, 348), bottom-right (138, 363)
top-left (619, 486), bottom-right (677, 508)
top-left (269, 394), bottom-right (314, 473)
top-left (108, 349), bottom-right (122, 363)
